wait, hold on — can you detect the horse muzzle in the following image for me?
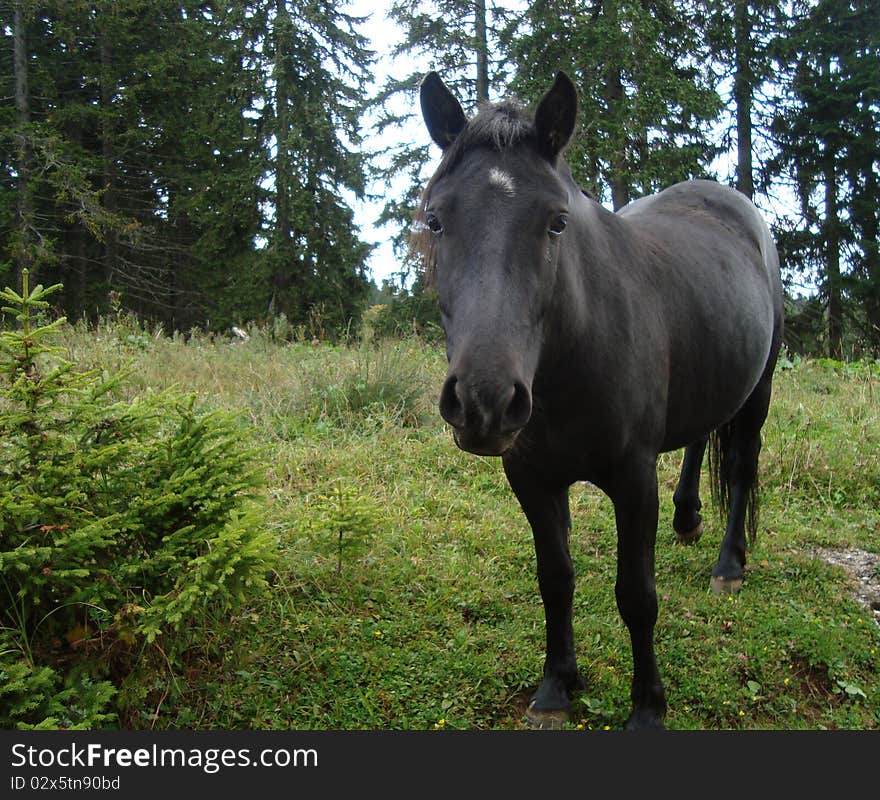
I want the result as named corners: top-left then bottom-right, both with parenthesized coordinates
top-left (438, 372), bottom-right (532, 456)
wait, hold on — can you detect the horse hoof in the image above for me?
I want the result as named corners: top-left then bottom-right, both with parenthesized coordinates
top-left (624, 710), bottom-right (666, 730)
top-left (710, 575), bottom-right (743, 595)
top-left (524, 702), bottom-right (569, 729)
top-left (674, 522), bottom-right (703, 545)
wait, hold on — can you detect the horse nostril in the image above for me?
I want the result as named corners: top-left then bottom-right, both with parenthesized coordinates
top-left (500, 381), bottom-right (532, 433)
top-left (439, 375), bottom-right (466, 429)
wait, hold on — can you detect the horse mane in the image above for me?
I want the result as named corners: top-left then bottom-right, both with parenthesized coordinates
top-left (412, 100), bottom-right (536, 285)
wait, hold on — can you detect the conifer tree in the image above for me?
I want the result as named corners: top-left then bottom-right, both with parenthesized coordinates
top-left (369, 0), bottom-right (513, 279)
top-left (0, 271), bottom-right (275, 727)
top-left (704, 0), bottom-right (788, 200)
top-left (769, 0), bottom-right (880, 356)
top-left (0, 1), bottom-right (374, 333)
top-left (223, 0), bottom-right (373, 330)
top-left (508, 0), bottom-right (721, 209)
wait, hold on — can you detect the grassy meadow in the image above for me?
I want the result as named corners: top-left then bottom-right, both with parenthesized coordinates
top-left (60, 317), bottom-right (880, 730)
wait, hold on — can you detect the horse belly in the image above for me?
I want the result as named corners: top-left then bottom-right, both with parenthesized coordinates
top-left (660, 268), bottom-right (776, 452)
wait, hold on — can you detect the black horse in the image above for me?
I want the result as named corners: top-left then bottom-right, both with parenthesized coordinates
top-left (416, 71), bottom-right (783, 730)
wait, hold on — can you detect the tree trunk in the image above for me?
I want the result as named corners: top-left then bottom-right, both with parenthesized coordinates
top-left (271, 0), bottom-right (295, 313)
top-left (602, 1), bottom-right (630, 210)
top-left (475, 0), bottom-right (489, 102)
top-left (99, 29), bottom-right (118, 310)
top-left (823, 160), bottom-right (843, 359)
top-left (13, 0), bottom-right (34, 289)
top-left (733, 0), bottom-right (754, 199)
top-left (857, 154), bottom-right (880, 353)
top-left (605, 66), bottom-right (630, 210)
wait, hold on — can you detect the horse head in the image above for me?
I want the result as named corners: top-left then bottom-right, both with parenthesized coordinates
top-left (417, 71), bottom-right (578, 456)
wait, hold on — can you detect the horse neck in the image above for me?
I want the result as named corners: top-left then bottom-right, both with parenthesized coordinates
top-left (561, 187), bottom-right (632, 293)
top-left (542, 190), bottom-right (637, 363)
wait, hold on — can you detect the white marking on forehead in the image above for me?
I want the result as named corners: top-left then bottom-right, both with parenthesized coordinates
top-left (488, 167), bottom-right (516, 196)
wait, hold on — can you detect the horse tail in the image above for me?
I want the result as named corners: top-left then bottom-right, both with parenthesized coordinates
top-left (706, 421), bottom-right (759, 545)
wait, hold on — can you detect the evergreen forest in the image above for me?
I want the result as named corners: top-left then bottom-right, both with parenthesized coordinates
top-left (3, 1), bottom-right (879, 354)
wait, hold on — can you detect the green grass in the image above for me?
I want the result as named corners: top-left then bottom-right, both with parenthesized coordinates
top-left (62, 321), bottom-right (880, 730)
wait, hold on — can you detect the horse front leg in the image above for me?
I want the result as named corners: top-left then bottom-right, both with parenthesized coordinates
top-left (504, 459), bottom-right (583, 728)
top-left (610, 455), bottom-right (667, 729)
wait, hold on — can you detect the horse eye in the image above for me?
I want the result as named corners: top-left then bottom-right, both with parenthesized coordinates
top-left (426, 212), bottom-right (443, 235)
top-left (549, 214), bottom-right (568, 236)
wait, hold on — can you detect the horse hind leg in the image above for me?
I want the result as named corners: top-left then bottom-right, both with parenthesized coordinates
top-left (708, 375), bottom-right (773, 595)
top-left (672, 437), bottom-right (708, 544)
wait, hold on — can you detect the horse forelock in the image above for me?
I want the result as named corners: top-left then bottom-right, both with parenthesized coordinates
top-left (412, 101), bottom-right (535, 286)
top-left (467, 100), bottom-right (535, 153)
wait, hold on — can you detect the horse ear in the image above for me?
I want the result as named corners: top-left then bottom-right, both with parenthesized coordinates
top-left (420, 72), bottom-right (467, 150)
top-left (534, 71), bottom-right (577, 160)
